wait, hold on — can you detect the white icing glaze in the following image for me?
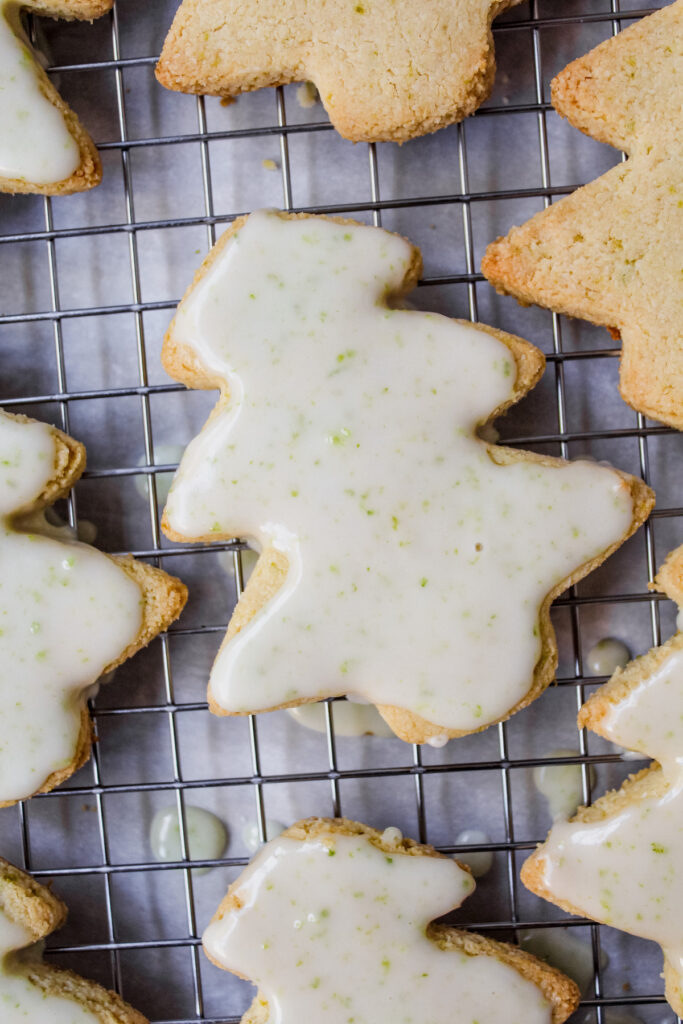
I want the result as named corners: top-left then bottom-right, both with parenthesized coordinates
top-left (380, 826), bottom-right (403, 845)
top-left (242, 819), bottom-right (285, 854)
top-left (519, 926), bottom-right (607, 995)
top-left (0, 412), bottom-right (143, 804)
top-left (535, 645), bottom-right (683, 982)
top-left (0, 2), bottom-right (80, 185)
top-left (203, 831), bottom-right (554, 1024)
top-left (164, 210), bottom-right (635, 733)
top-left (150, 805), bottom-right (227, 873)
top-left (533, 749), bottom-right (597, 821)
top-left (586, 637), bottom-right (631, 677)
top-left (0, 902), bottom-right (98, 1022)
top-left (286, 699), bottom-right (394, 738)
top-left (426, 732), bottom-right (449, 748)
top-left (455, 829), bottom-right (493, 878)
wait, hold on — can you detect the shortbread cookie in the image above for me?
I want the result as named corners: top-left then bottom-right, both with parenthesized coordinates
top-left (156, 0), bottom-right (523, 143)
top-left (482, 1), bottom-right (683, 429)
top-left (0, 857), bottom-right (147, 1023)
top-left (160, 209), bottom-right (653, 743)
top-left (0, 410), bottom-right (187, 806)
top-left (0, 1), bottom-right (112, 195)
top-left (204, 817), bottom-right (580, 1024)
top-left (522, 545), bottom-right (683, 1016)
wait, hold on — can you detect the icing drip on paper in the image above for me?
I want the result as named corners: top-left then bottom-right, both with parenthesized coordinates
top-left (242, 819), bottom-right (286, 854)
top-left (150, 805), bottom-right (227, 874)
top-left (287, 699), bottom-right (394, 738)
top-left (533, 749), bottom-right (597, 821)
top-left (586, 637), bottom-right (631, 677)
top-left (455, 829), bottom-right (493, 878)
top-left (520, 927), bottom-right (607, 995)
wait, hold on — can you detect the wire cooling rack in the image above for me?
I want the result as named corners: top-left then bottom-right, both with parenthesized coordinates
top-left (1, 1), bottom-right (681, 1023)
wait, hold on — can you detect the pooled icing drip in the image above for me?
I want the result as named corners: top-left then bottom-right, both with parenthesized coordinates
top-left (150, 805), bottom-right (227, 874)
top-left (287, 699), bottom-right (394, 738)
top-left (242, 819), bottom-right (286, 854)
top-left (0, 905), bottom-right (98, 1022)
top-left (0, 412), bottom-right (143, 804)
top-left (533, 749), bottom-right (597, 821)
top-left (203, 830), bottom-right (554, 1024)
top-left (534, 645), bottom-right (683, 985)
top-left (164, 210), bottom-right (636, 734)
top-left (519, 926), bottom-right (607, 995)
top-left (0, 2), bottom-right (80, 185)
top-left (586, 637), bottom-right (631, 677)
top-left (135, 444), bottom-right (184, 506)
top-left (21, 507), bottom-right (97, 546)
top-left (455, 829), bottom-right (493, 878)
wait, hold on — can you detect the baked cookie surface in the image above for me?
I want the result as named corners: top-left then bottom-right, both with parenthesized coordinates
top-left (0, 857), bottom-right (147, 1022)
top-left (204, 817), bottom-right (580, 1024)
top-left (482, 1), bottom-right (683, 429)
top-left (161, 209), bottom-right (653, 743)
top-left (0, 0), bottom-right (111, 195)
top-left (0, 410), bottom-right (187, 806)
top-left (522, 545), bottom-right (683, 1016)
top-left (156, 0), bottom-right (523, 143)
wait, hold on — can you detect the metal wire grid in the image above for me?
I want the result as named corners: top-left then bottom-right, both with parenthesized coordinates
top-left (0, 2), bottom-right (680, 1023)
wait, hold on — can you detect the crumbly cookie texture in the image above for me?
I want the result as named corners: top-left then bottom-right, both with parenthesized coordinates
top-left (0, 0), bottom-right (111, 195)
top-left (204, 817), bottom-right (580, 1024)
top-left (160, 209), bottom-right (653, 744)
top-left (522, 545), bottom-right (683, 1016)
top-left (0, 410), bottom-right (187, 806)
top-left (0, 857), bottom-right (148, 1023)
top-left (482, 1), bottom-right (683, 429)
top-left (156, 0), bottom-right (523, 143)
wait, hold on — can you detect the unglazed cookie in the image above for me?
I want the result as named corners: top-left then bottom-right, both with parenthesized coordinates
top-left (482, 1), bottom-right (683, 429)
top-left (156, 0), bottom-right (523, 143)
top-left (0, 0), bottom-right (111, 195)
top-left (522, 545), bottom-right (683, 1016)
top-left (0, 857), bottom-right (147, 1023)
top-left (0, 410), bottom-right (187, 806)
top-left (160, 209), bottom-right (653, 743)
top-left (203, 817), bottom-right (580, 1024)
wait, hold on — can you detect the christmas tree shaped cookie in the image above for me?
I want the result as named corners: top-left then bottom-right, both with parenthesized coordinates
top-left (0, 0), bottom-right (111, 194)
top-left (0, 410), bottom-right (187, 806)
top-left (0, 857), bottom-right (147, 1023)
top-left (522, 545), bottom-right (683, 1015)
top-left (482, 1), bottom-right (683, 429)
top-left (204, 817), bottom-right (580, 1024)
top-left (156, 0), bottom-right (523, 143)
top-left (161, 209), bottom-right (653, 743)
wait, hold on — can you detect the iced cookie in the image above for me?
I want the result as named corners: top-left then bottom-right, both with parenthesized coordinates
top-left (156, 0), bottom-right (523, 143)
top-left (482, 2), bottom-right (683, 429)
top-left (203, 817), bottom-right (580, 1024)
top-left (522, 545), bottom-right (683, 1016)
top-left (0, 857), bottom-right (147, 1023)
top-left (0, 410), bottom-right (187, 806)
top-left (160, 209), bottom-right (653, 743)
top-left (0, 0), bottom-right (111, 195)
